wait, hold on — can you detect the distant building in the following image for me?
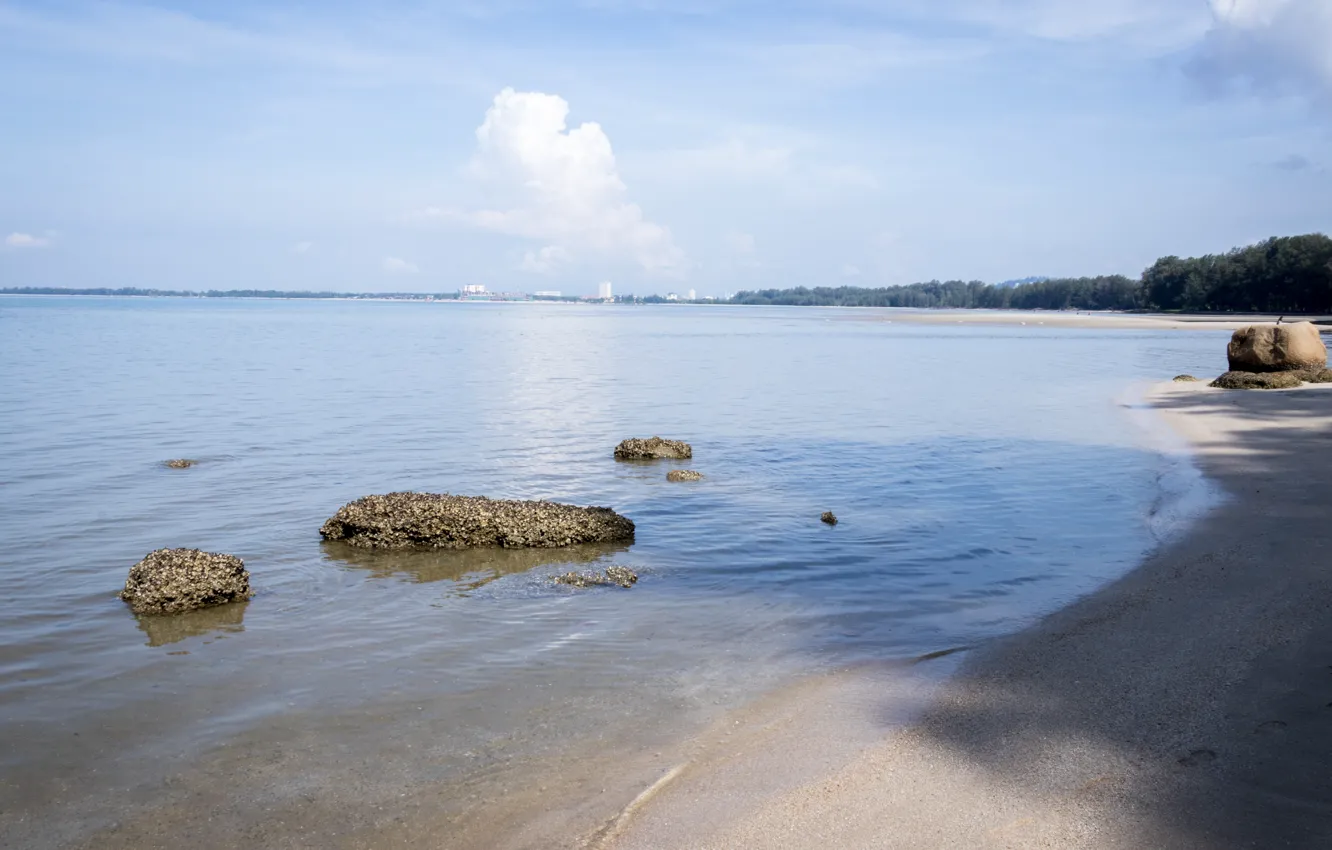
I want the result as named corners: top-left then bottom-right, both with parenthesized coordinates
top-left (534, 290), bottom-right (562, 297)
top-left (666, 292), bottom-right (679, 302)
top-left (462, 284), bottom-right (487, 295)
top-left (598, 281), bottom-right (613, 300)
top-left (687, 289), bottom-right (696, 301)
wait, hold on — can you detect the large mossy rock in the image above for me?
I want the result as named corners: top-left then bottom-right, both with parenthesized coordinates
top-left (320, 492), bottom-right (635, 550)
top-left (1210, 371), bottom-right (1303, 390)
top-left (1227, 322), bottom-right (1327, 372)
top-left (1292, 368), bottom-right (1332, 384)
top-left (614, 437), bottom-right (692, 460)
top-left (120, 548), bottom-right (253, 615)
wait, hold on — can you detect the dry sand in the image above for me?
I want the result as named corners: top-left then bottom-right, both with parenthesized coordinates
top-left (608, 382), bottom-right (1332, 849)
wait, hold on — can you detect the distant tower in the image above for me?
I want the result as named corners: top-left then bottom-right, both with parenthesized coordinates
top-left (687, 289), bottom-right (697, 301)
top-left (598, 281), bottom-right (613, 300)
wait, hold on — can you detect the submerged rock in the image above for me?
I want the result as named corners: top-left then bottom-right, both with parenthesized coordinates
top-left (120, 548), bottom-right (253, 615)
top-left (164, 459), bottom-right (198, 469)
top-left (320, 492), bottom-right (635, 550)
top-left (1227, 322), bottom-right (1327, 372)
top-left (821, 511), bottom-right (838, 526)
top-left (666, 470), bottom-right (704, 482)
top-left (1210, 371), bottom-right (1303, 390)
top-left (553, 565), bottom-right (639, 588)
top-left (1172, 375), bottom-right (1200, 383)
top-left (614, 437), bottom-right (692, 460)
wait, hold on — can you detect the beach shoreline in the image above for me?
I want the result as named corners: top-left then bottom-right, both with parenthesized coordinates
top-left (606, 381), bottom-right (1332, 849)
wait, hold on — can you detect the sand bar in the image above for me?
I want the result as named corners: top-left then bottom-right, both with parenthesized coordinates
top-left (609, 381), bottom-right (1332, 849)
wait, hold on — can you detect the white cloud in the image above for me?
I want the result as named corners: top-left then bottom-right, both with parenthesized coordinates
top-left (1191, 0), bottom-right (1332, 98)
top-left (293, 240), bottom-right (314, 254)
top-left (458, 88), bottom-right (685, 275)
top-left (519, 244), bottom-right (568, 273)
top-left (4, 232), bottom-right (51, 249)
top-left (382, 256), bottom-right (419, 274)
top-left (841, 263), bottom-right (863, 277)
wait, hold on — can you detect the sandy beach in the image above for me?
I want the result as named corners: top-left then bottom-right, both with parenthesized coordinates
top-left (850, 310), bottom-right (1332, 331)
top-left (608, 381), bottom-right (1332, 849)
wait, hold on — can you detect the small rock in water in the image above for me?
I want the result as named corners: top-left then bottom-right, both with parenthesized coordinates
top-left (1172, 375), bottom-right (1200, 383)
top-left (666, 470), bottom-right (703, 482)
top-left (614, 437), bottom-right (692, 460)
top-left (821, 512), bottom-right (838, 526)
top-left (164, 459), bottom-right (198, 469)
top-left (554, 566), bottom-right (639, 589)
top-left (120, 548), bottom-right (253, 615)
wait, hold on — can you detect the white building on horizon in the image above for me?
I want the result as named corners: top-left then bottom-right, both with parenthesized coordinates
top-left (534, 290), bottom-right (562, 297)
top-left (462, 284), bottom-right (487, 295)
top-left (598, 281), bottom-right (613, 300)
top-left (687, 288), bottom-right (696, 301)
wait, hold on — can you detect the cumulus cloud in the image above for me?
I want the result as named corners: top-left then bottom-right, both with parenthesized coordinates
top-left (1191, 0), bottom-right (1332, 98)
top-left (382, 256), bottom-right (419, 274)
top-left (459, 88), bottom-right (685, 275)
top-left (519, 244), bottom-right (568, 273)
top-left (4, 232), bottom-right (51, 248)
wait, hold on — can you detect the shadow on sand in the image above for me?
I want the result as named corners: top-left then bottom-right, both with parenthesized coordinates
top-left (884, 385), bottom-right (1332, 848)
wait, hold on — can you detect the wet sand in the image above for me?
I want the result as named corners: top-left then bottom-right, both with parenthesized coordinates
top-left (609, 381), bottom-right (1332, 849)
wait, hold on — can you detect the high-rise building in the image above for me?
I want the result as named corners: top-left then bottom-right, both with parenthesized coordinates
top-left (598, 281), bottom-right (613, 300)
top-left (687, 289), bottom-right (696, 301)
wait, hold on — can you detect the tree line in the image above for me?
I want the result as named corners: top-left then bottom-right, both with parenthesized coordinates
top-left (730, 234), bottom-right (1332, 313)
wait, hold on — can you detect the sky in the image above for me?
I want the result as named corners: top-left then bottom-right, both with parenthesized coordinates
top-left (0, 0), bottom-right (1329, 296)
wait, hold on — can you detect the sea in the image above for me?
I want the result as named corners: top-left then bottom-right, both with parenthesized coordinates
top-left (0, 296), bottom-right (1228, 847)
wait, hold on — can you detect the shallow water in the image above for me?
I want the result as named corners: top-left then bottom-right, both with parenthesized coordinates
top-left (0, 297), bottom-right (1226, 844)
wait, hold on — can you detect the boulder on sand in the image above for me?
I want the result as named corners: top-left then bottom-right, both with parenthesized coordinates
top-left (1210, 371), bottom-right (1303, 390)
top-left (1227, 322), bottom-right (1327, 372)
top-left (319, 492), bottom-right (635, 550)
top-left (666, 470), bottom-right (704, 482)
top-left (1172, 375), bottom-right (1200, 383)
top-left (120, 548), bottom-right (253, 615)
top-left (614, 437), bottom-right (692, 460)
top-left (1292, 368), bottom-right (1332, 384)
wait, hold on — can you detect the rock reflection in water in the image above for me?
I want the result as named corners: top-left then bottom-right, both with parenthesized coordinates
top-left (134, 601), bottom-right (248, 647)
top-left (321, 541), bottom-right (632, 591)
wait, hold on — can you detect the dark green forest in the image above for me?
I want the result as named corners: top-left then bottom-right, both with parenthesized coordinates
top-left (731, 234), bottom-right (1332, 313)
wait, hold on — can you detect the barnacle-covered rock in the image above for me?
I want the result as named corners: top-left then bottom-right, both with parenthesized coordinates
top-left (1210, 371), bottom-right (1302, 390)
top-left (554, 566), bottom-right (639, 588)
top-left (164, 459), bottom-right (197, 469)
top-left (1172, 375), bottom-right (1200, 383)
top-left (120, 548), bottom-right (252, 615)
top-left (614, 437), bottom-right (692, 460)
top-left (666, 470), bottom-right (704, 482)
top-left (821, 511), bottom-right (839, 526)
top-left (319, 492), bottom-right (635, 550)
top-left (1292, 367), bottom-right (1332, 384)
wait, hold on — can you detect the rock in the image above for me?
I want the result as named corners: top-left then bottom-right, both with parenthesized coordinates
top-left (120, 548), bottom-right (253, 615)
top-left (1292, 368), bottom-right (1332, 384)
top-left (1172, 375), bottom-right (1200, 383)
top-left (1210, 371), bottom-right (1303, 390)
top-left (164, 459), bottom-right (197, 469)
top-left (666, 470), bottom-right (703, 482)
top-left (320, 492), bottom-right (635, 550)
top-left (1227, 322), bottom-right (1327, 372)
top-left (614, 437), bottom-right (692, 460)
top-left (821, 511), bottom-right (838, 525)
top-left (554, 566), bottom-right (639, 588)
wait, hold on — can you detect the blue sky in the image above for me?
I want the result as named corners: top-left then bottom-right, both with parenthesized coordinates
top-left (0, 0), bottom-right (1329, 296)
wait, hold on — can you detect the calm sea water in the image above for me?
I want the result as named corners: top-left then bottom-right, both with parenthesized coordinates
top-left (0, 297), bottom-right (1226, 845)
